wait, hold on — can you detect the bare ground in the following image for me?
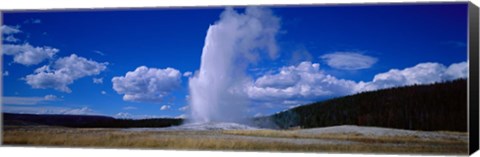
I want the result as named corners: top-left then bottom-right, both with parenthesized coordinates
top-left (2, 125), bottom-right (468, 155)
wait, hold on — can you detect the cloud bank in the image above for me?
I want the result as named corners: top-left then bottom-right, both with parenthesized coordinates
top-left (247, 61), bottom-right (468, 109)
top-left (114, 112), bottom-right (171, 119)
top-left (355, 61), bottom-right (468, 92)
top-left (3, 95), bottom-right (60, 105)
top-left (3, 106), bottom-right (98, 115)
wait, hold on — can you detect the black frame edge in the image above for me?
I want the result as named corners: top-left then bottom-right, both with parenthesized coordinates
top-left (469, 1), bottom-right (480, 155)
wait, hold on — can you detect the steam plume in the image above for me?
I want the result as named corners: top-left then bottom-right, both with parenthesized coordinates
top-left (188, 7), bottom-right (280, 123)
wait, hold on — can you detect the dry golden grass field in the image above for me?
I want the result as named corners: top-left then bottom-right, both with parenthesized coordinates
top-left (2, 125), bottom-right (468, 155)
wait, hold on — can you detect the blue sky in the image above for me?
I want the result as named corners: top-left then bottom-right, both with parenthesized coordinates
top-left (2, 3), bottom-right (468, 119)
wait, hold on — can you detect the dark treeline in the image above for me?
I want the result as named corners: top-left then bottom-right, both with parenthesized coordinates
top-left (264, 79), bottom-right (467, 132)
top-left (3, 113), bottom-right (183, 128)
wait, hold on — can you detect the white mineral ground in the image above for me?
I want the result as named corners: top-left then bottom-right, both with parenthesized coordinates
top-left (124, 124), bottom-right (467, 147)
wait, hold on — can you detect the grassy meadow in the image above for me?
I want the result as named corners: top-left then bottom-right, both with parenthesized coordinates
top-left (2, 125), bottom-right (468, 154)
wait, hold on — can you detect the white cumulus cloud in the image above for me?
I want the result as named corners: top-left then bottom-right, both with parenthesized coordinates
top-left (1, 25), bottom-right (21, 35)
top-left (93, 77), bottom-right (103, 84)
top-left (160, 105), bottom-right (171, 110)
top-left (25, 54), bottom-right (108, 93)
top-left (4, 35), bottom-right (19, 42)
top-left (112, 66), bottom-right (181, 103)
top-left (176, 114), bottom-right (187, 119)
top-left (44, 94), bottom-right (59, 101)
top-left (444, 62), bottom-right (468, 80)
top-left (178, 105), bottom-right (189, 111)
top-left (2, 25), bottom-right (22, 43)
top-left (321, 52), bottom-right (377, 70)
top-left (3, 43), bottom-right (59, 66)
top-left (183, 71), bottom-right (192, 77)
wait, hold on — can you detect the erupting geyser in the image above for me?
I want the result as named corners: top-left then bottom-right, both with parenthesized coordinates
top-left (188, 7), bottom-right (280, 124)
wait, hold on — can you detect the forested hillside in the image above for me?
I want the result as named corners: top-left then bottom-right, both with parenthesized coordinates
top-left (263, 79), bottom-right (467, 131)
top-left (3, 113), bottom-right (183, 128)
